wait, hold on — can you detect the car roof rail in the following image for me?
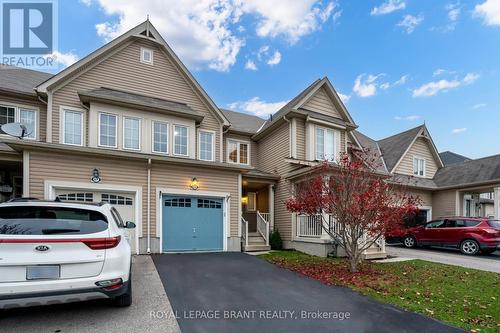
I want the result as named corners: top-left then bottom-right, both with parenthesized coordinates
top-left (7, 197), bottom-right (41, 202)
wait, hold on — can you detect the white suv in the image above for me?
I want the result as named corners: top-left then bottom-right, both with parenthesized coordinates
top-left (0, 199), bottom-right (135, 309)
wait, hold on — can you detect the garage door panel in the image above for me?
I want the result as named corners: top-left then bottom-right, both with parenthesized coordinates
top-left (162, 196), bottom-right (223, 252)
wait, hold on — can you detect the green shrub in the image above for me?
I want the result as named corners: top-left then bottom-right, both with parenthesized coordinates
top-left (270, 229), bottom-right (283, 250)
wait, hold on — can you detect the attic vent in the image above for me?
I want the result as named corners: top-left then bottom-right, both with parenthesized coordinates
top-left (148, 31), bottom-right (155, 38)
top-left (140, 47), bottom-right (153, 65)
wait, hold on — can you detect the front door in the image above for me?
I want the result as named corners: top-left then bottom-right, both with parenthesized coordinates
top-left (162, 196), bottom-right (223, 252)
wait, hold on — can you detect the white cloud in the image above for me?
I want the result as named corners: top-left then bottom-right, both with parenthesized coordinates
top-left (447, 3), bottom-right (461, 22)
top-left (380, 82), bottom-right (391, 90)
top-left (394, 74), bottom-right (409, 85)
top-left (228, 97), bottom-right (287, 118)
top-left (338, 93), bottom-right (350, 103)
top-left (245, 59), bottom-right (257, 71)
top-left (80, 0), bottom-right (92, 6)
top-left (88, 1), bottom-right (337, 72)
top-left (370, 0), bottom-right (406, 16)
top-left (397, 14), bottom-right (424, 33)
top-left (412, 73), bottom-right (480, 97)
top-left (241, 0), bottom-right (340, 44)
top-left (472, 103), bottom-right (487, 109)
top-left (452, 128), bottom-right (467, 134)
top-left (266, 50), bottom-right (281, 66)
top-left (45, 51), bottom-right (79, 68)
top-left (353, 74), bottom-right (383, 97)
top-left (474, 0), bottom-right (500, 26)
top-left (394, 115), bottom-right (420, 121)
top-left (433, 68), bottom-right (457, 76)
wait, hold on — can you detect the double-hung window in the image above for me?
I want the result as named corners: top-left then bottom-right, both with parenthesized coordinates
top-left (173, 125), bottom-right (188, 156)
top-left (152, 121), bottom-right (168, 154)
top-left (413, 157), bottom-right (426, 177)
top-left (123, 117), bottom-right (141, 150)
top-left (199, 130), bottom-right (214, 161)
top-left (0, 105), bottom-right (37, 139)
top-left (99, 113), bottom-right (117, 148)
top-left (227, 140), bottom-right (249, 164)
top-left (315, 127), bottom-right (335, 160)
top-left (63, 110), bottom-right (83, 146)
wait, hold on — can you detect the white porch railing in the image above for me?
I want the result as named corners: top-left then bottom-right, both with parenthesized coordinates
top-left (241, 216), bottom-right (249, 248)
top-left (297, 214), bottom-right (323, 238)
top-left (259, 212), bottom-right (270, 223)
top-left (256, 211), bottom-right (269, 246)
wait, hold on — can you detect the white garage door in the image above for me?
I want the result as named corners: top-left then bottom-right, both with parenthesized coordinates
top-left (54, 190), bottom-right (137, 253)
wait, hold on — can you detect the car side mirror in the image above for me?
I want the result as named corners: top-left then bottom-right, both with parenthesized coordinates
top-left (125, 221), bottom-right (136, 229)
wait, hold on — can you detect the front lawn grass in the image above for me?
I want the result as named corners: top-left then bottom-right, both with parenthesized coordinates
top-left (259, 250), bottom-right (500, 333)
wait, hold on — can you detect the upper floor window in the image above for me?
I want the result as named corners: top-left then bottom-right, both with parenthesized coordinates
top-left (413, 157), bottom-right (426, 177)
top-left (99, 113), bottom-right (117, 148)
top-left (63, 109), bottom-right (83, 146)
top-left (152, 121), bottom-right (168, 154)
top-left (173, 124), bottom-right (188, 156)
top-left (227, 140), bottom-right (249, 165)
top-left (140, 47), bottom-right (153, 65)
top-left (123, 117), bottom-right (141, 150)
top-left (0, 105), bottom-right (37, 139)
top-left (315, 127), bottom-right (335, 161)
top-left (199, 130), bottom-right (214, 161)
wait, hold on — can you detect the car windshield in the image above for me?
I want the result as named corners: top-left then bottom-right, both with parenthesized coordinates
top-left (0, 206), bottom-right (108, 235)
top-left (487, 220), bottom-right (500, 229)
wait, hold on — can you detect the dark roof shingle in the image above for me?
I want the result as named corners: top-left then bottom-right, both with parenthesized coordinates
top-left (0, 65), bottom-right (53, 96)
top-left (220, 109), bottom-right (267, 134)
top-left (377, 125), bottom-right (424, 172)
top-left (433, 154), bottom-right (500, 187)
top-left (439, 151), bottom-right (471, 166)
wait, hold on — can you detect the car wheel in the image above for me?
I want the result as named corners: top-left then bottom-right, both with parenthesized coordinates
top-left (114, 273), bottom-right (132, 307)
top-left (460, 239), bottom-right (480, 255)
top-left (402, 235), bottom-right (417, 248)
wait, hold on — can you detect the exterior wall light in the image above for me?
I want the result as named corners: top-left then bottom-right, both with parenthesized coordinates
top-left (190, 177), bottom-right (199, 190)
top-left (241, 196), bottom-right (248, 204)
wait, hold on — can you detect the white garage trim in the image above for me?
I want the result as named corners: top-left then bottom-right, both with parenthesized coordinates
top-left (44, 180), bottom-right (142, 255)
top-left (156, 188), bottom-right (230, 253)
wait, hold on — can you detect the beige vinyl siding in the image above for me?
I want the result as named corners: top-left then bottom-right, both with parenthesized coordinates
top-left (51, 39), bottom-right (221, 160)
top-left (340, 131), bottom-right (346, 154)
top-left (257, 123), bottom-right (293, 240)
top-left (295, 118), bottom-right (306, 160)
top-left (432, 190), bottom-right (457, 218)
top-left (223, 133), bottom-right (258, 167)
top-left (302, 87), bottom-right (342, 119)
top-left (28, 150), bottom-right (239, 238)
top-left (0, 95), bottom-right (46, 141)
top-left (409, 189), bottom-right (433, 207)
top-left (395, 137), bottom-right (439, 178)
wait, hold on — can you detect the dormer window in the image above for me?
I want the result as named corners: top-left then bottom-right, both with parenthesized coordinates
top-left (315, 126), bottom-right (336, 161)
top-left (140, 47), bottom-right (153, 65)
top-left (413, 157), bottom-right (426, 177)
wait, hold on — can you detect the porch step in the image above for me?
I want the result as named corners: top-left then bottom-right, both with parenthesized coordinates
top-left (243, 244), bottom-right (271, 252)
top-left (363, 252), bottom-right (387, 260)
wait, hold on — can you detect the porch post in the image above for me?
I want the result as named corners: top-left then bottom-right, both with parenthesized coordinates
top-left (268, 184), bottom-right (274, 231)
top-left (495, 187), bottom-right (500, 219)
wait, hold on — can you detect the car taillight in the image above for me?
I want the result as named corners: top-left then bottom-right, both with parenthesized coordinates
top-left (82, 236), bottom-right (121, 250)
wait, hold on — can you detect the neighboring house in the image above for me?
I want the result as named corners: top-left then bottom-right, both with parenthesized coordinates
top-left (0, 20), bottom-right (498, 258)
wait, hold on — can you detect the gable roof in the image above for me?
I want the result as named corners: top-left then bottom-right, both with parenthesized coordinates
top-left (0, 65), bottom-right (53, 97)
top-left (252, 77), bottom-right (357, 140)
top-left (377, 125), bottom-right (425, 172)
top-left (35, 20), bottom-right (229, 126)
top-left (439, 151), bottom-right (471, 166)
top-left (220, 109), bottom-right (267, 135)
top-left (352, 130), bottom-right (388, 173)
top-left (434, 154), bottom-right (500, 188)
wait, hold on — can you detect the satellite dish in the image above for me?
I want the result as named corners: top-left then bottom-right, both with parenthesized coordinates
top-left (0, 123), bottom-right (30, 139)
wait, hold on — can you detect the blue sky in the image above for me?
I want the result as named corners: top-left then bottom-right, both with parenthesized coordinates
top-left (53, 0), bottom-right (499, 158)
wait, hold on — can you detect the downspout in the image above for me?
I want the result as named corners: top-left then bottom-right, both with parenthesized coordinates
top-left (147, 158), bottom-right (151, 254)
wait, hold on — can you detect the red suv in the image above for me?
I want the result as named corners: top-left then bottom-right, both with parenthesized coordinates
top-left (401, 218), bottom-right (500, 255)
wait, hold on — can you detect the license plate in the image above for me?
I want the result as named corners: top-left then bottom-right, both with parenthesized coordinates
top-left (26, 265), bottom-right (60, 280)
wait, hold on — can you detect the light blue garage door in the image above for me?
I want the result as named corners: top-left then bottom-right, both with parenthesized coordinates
top-left (162, 195), bottom-right (224, 252)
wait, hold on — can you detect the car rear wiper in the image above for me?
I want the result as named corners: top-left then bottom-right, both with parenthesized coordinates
top-left (42, 228), bottom-right (81, 234)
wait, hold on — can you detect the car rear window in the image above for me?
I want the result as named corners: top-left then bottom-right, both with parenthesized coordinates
top-left (487, 220), bottom-right (500, 229)
top-left (0, 206), bottom-right (108, 235)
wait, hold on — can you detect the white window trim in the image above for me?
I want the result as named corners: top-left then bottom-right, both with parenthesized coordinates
top-left (61, 108), bottom-right (85, 147)
top-left (198, 129), bottom-right (215, 161)
top-left (412, 155), bottom-right (426, 178)
top-left (151, 120), bottom-right (169, 155)
top-left (314, 125), bottom-right (336, 161)
top-left (122, 116), bottom-right (142, 151)
top-left (140, 47), bottom-right (153, 65)
top-left (226, 139), bottom-right (250, 165)
top-left (98, 112), bottom-right (118, 148)
top-left (0, 102), bottom-right (39, 141)
top-left (173, 124), bottom-right (189, 157)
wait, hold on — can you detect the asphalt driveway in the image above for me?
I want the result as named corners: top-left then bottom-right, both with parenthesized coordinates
top-left (152, 252), bottom-right (463, 333)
